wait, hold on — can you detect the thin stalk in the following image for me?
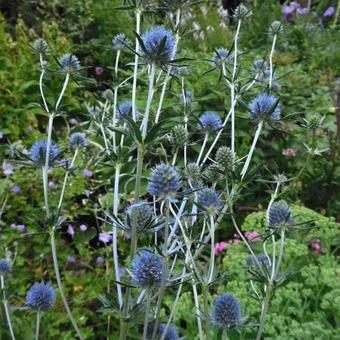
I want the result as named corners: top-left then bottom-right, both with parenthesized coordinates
top-left (202, 285), bottom-right (210, 338)
top-left (208, 214), bottom-right (215, 283)
top-left (196, 133), bottom-right (209, 165)
top-left (333, 0), bottom-right (340, 28)
top-left (134, 145), bottom-right (145, 201)
top-left (55, 73), bottom-right (70, 111)
top-left (142, 291), bottom-right (152, 340)
top-left (112, 86), bottom-right (118, 151)
top-left (39, 54), bottom-right (50, 113)
top-left (155, 67), bottom-right (171, 124)
top-left (240, 120), bottom-right (263, 180)
top-left (50, 229), bottom-right (83, 339)
top-left (1, 275), bottom-right (15, 340)
top-left (132, 9), bottom-right (141, 120)
top-left (256, 285), bottom-right (272, 340)
top-left (42, 166), bottom-right (50, 217)
top-left (113, 164), bottom-right (123, 308)
top-left (141, 63), bottom-right (156, 139)
top-left (57, 148), bottom-right (79, 211)
top-left (230, 19), bottom-right (242, 156)
top-left (192, 283), bottom-right (204, 340)
top-left (100, 124), bottom-right (110, 153)
top-left (275, 228), bottom-right (285, 278)
top-left (35, 312), bottom-right (41, 340)
top-left (269, 34), bottom-right (277, 90)
top-left (115, 50), bottom-right (121, 78)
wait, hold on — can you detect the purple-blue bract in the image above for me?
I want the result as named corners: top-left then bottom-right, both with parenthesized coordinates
top-left (26, 282), bottom-right (56, 311)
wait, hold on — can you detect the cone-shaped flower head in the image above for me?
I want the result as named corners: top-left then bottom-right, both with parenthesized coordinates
top-left (58, 53), bottom-right (80, 74)
top-left (249, 93), bottom-right (280, 122)
top-left (26, 282), bottom-right (56, 311)
top-left (29, 140), bottom-right (59, 166)
top-left (141, 26), bottom-right (176, 64)
top-left (268, 200), bottom-right (293, 227)
top-left (0, 259), bottom-right (11, 275)
top-left (117, 101), bottom-right (139, 121)
top-left (31, 38), bottom-right (49, 55)
top-left (70, 132), bottom-right (88, 149)
top-left (211, 293), bottom-right (242, 329)
top-left (246, 253), bottom-right (269, 267)
top-left (148, 164), bottom-right (181, 198)
top-left (198, 112), bottom-right (223, 133)
top-left (147, 323), bottom-right (179, 340)
top-left (126, 202), bottom-right (153, 232)
top-left (112, 33), bottom-right (130, 50)
top-left (197, 188), bottom-right (222, 213)
top-left (212, 48), bottom-right (233, 68)
top-left (131, 250), bottom-right (167, 287)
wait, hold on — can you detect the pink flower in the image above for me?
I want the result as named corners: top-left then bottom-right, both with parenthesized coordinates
top-left (214, 242), bottom-right (228, 256)
top-left (48, 181), bottom-right (57, 189)
top-left (282, 148), bottom-right (296, 157)
top-left (310, 239), bottom-right (324, 254)
top-left (245, 230), bottom-right (260, 241)
top-left (95, 67), bottom-right (104, 76)
top-left (99, 232), bottom-right (112, 244)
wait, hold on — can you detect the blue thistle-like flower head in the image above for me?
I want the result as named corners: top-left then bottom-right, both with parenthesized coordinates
top-left (212, 48), bottom-right (233, 68)
top-left (268, 200), bottom-right (293, 227)
top-left (29, 140), bottom-right (59, 166)
top-left (141, 26), bottom-right (176, 64)
top-left (58, 53), bottom-right (80, 74)
top-left (148, 164), bottom-right (181, 198)
top-left (26, 282), bottom-right (56, 311)
top-left (211, 293), bottom-right (242, 329)
top-left (126, 202), bottom-right (153, 232)
top-left (249, 93), bottom-right (280, 122)
top-left (112, 33), bottom-right (130, 50)
top-left (246, 253), bottom-right (269, 267)
top-left (197, 187), bottom-right (222, 213)
top-left (147, 323), bottom-right (179, 340)
top-left (117, 101), bottom-right (139, 121)
top-left (198, 112), bottom-right (223, 133)
top-left (131, 250), bottom-right (167, 287)
top-left (69, 132), bottom-right (88, 149)
top-left (0, 259), bottom-right (11, 275)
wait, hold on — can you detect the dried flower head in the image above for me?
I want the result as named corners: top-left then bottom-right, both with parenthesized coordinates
top-left (171, 125), bottom-right (188, 146)
top-left (233, 4), bottom-right (252, 20)
top-left (112, 33), bottom-right (131, 50)
top-left (31, 38), bottom-right (49, 55)
top-left (216, 146), bottom-right (235, 172)
top-left (26, 282), bottom-right (56, 311)
top-left (269, 21), bottom-right (284, 35)
top-left (126, 202), bottom-right (153, 232)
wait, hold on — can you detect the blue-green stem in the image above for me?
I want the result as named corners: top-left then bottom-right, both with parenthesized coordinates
top-left (1, 275), bottom-right (15, 340)
top-left (142, 290), bottom-right (152, 340)
top-left (50, 228), bottom-right (83, 339)
top-left (35, 312), bottom-right (41, 340)
top-left (141, 63), bottom-right (156, 139)
top-left (132, 9), bottom-right (141, 121)
top-left (208, 214), bottom-right (215, 283)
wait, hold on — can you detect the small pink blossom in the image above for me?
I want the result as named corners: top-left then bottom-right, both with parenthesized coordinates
top-left (310, 239), bottom-right (324, 254)
top-left (48, 181), bottom-right (57, 189)
top-left (245, 230), bottom-right (260, 241)
top-left (214, 242), bottom-right (228, 256)
top-left (282, 148), bottom-right (296, 157)
top-left (95, 67), bottom-right (104, 76)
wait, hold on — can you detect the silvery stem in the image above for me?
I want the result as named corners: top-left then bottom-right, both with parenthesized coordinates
top-left (240, 120), bottom-right (263, 180)
top-left (50, 229), bottom-right (83, 339)
top-left (1, 275), bottom-right (15, 340)
top-left (208, 214), bottom-right (215, 283)
top-left (112, 164), bottom-right (123, 308)
top-left (142, 291), bottom-right (152, 340)
top-left (141, 63), bottom-right (156, 139)
top-left (155, 67), bottom-right (171, 124)
top-left (35, 312), bottom-right (41, 340)
top-left (39, 54), bottom-right (50, 113)
top-left (269, 34), bottom-right (277, 90)
top-left (132, 10), bottom-right (141, 121)
top-left (196, 133), bottom-right (209, 165)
